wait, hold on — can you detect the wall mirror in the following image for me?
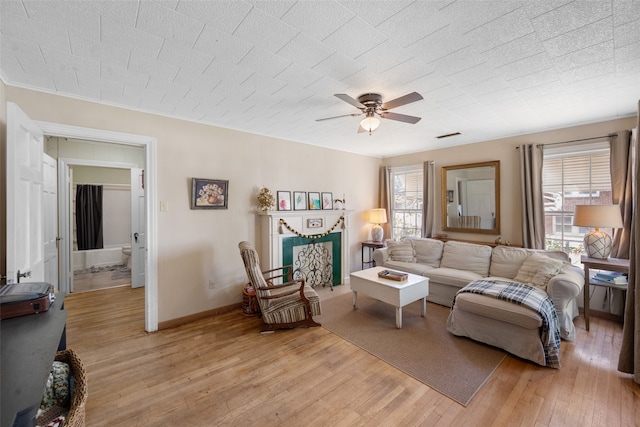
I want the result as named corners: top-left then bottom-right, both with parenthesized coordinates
top-left (441, 161), bottom-right (500, 235)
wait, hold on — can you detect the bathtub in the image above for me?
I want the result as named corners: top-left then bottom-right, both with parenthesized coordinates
top-left (73, 245), bottom-right (126, 271)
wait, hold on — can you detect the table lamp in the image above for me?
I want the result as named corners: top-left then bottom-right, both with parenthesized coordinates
top-left (572, 205), bottom-right (623, 259)
top-left (369, 208), bottom-right (388, 242)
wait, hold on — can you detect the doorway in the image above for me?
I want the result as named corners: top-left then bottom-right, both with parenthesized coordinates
top-left (37, 119), bottom-right (159, 332)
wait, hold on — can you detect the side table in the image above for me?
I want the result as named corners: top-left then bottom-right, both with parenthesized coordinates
top-left (581, 255), bottom-right (629, 331)
top-left (361, 240), bottom-right (384, 269)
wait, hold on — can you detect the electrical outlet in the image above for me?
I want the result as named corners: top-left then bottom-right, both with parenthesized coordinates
top-left (208, 279), bottom-right (215, 289)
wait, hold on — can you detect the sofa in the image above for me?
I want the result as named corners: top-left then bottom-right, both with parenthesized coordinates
top-left (372, 238), bottom-right (584, 348)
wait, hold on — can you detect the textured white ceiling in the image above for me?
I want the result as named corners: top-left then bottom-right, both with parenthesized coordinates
top-left (1, 0), bottom-right (638, 157)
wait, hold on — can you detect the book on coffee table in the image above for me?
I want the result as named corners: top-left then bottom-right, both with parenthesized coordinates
top-left (378, 269), bottom-right (408, 281)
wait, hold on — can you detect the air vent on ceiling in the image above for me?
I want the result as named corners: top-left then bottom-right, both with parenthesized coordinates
top-left (436, 132), bottom-right (461, 139)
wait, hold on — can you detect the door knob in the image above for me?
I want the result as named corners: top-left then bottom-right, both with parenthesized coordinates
top-left (134, 232), bottom-right (139, 243)
top-left (17, 269), bottom-right (31, 283)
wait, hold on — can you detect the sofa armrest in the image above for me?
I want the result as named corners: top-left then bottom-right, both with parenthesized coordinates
top-left (546, 265), bottom-right (584, 303)
top-left (372, 247), bottom-right (389, 266)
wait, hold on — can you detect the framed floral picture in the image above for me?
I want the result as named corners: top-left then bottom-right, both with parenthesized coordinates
top-left (308, 192), bottom-right (321, 210)
top-left (293, 191), bottom-right (307, 210)
top-left (322, 192), bottom-right (333, 210)
top-left (191, 178), bottom-right (228, 209)
top-left (277, 191), bottom-right (291, 211)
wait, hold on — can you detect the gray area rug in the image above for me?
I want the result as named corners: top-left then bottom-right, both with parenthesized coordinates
top-left (317, 292), bottom-right (506, 406)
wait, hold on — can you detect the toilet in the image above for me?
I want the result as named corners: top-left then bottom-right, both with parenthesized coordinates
top-left (122, 245), bottom-right (132, 268)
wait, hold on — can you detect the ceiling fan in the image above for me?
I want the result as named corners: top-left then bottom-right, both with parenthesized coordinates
top-left (316, 92), bottom-right (423, 135)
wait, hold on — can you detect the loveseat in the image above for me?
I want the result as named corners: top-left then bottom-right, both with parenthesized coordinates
top-left (372, 238), bottom-right (584, 342)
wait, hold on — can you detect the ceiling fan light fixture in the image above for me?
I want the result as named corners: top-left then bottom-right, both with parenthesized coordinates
top-left (360, 115), bottom-right (380, 134)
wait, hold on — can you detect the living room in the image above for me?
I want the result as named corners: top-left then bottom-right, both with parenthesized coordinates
top-left (1, 1), bottom-right (639, 425)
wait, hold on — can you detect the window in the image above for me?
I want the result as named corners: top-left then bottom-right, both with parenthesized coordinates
top-left (542, 141), bottom-right (611, 263)
top-left (389, 166), bottom-right (423, 239)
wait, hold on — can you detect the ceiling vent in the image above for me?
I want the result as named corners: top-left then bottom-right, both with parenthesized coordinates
top-left (436, 132), bottom-right (461, 139)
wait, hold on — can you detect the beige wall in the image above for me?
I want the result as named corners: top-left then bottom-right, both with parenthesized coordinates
top-left (384, 116), bottom-right (637, 246)
top-left (5, 86), bottom-right (382, 322)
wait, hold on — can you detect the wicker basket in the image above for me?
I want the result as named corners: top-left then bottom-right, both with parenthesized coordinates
top-left (53, 349), bottom-right (88, 427)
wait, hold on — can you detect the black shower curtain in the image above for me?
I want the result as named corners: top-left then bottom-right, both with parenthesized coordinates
top-left (76, 184), bottom-right (104, 250)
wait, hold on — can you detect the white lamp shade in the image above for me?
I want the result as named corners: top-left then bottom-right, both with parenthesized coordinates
top-left (360, 115), bottom-right (380, 132)
top-left (368, 208), bottom-right (387, 224)
top-left (573, 205), bottom-right (623, 228)
top-left (573, 205), bottom-right (623, 259)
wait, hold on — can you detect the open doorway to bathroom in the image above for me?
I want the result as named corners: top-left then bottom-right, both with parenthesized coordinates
top-left (71, 165), bottom-right (133, 293)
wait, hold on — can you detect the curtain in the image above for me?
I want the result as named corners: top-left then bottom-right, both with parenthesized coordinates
top-left (76, 184), bottom-right (104, 251)
top-left (379, 166), bottom-right (391, 240)
top-left (618, 101), bottom-right (639, 382)
top-left (519, 144), bottom-right (545, 249)
top-left (421, 161), bottom-right (436, 238)
top-left (610, 130), bottom-right (633, 259)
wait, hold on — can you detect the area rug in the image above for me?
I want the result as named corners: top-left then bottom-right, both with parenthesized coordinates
top-left (317, 292), bottom-right (506, 406)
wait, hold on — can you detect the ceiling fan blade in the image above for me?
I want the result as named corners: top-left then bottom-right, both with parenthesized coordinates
top-left (381, 92), bottom-right (423, 110)
top-left (335, 93), bottom-right (366, 109)
top-left (316, 113), bottom-right (362, 122)
top-left (380, 111), bottom-right (422, 124)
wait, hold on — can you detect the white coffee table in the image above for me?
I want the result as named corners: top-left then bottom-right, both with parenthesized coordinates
top-left (350, 267), bottom-right (429, 328)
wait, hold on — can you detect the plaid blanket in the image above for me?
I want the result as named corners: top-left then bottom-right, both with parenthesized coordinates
top-left (454, 279), bottom-right (561, 368)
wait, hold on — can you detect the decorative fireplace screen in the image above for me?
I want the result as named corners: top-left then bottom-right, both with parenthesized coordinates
top-left (282, 232), bottom-right (341, 288)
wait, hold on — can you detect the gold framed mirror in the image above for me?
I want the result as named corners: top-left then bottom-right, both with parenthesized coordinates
top-left (441, 161), bottom-right (500, 234)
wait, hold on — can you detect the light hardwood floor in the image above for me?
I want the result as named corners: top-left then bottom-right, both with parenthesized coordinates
top-left (64, 285), bottom-right (639, 426)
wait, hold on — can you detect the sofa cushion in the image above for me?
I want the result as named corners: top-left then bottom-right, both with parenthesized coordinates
top-left (489, 246), bottom-right (529, 279)
top-left (514, 253), bottom-right (567, 290)
top-left (424, 267), bottom-right (483, 288)
top-left (383, 260), bottom-right (434, 275)
top-left (440, 241), bottom-right (492, 276)
top-left (410, 238), bottom-right (444, 268)
top-left (453, 292), bottom-right (543, 329)
top-left (385, 240), bottom-right (416, 262)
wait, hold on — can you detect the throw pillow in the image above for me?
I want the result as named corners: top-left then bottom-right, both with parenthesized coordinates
top-left (386, 240), bottom-right (415, 262)
top-left (514, 253), bottom-right (566, 290)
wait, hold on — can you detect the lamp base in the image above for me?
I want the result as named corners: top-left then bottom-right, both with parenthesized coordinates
top-left (584, 230), bottom-right (612, 259)
top-left (371, 224), bottom-right (384, 242)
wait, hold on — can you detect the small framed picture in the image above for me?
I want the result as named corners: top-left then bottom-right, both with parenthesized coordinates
top-left (277, 191), bottom-right (291, 211)
top-left (293, 191), bottom-right (307, 210)
top-left (322, 192), bottom-right (333, 210)
top-left (191, 178), bottom-right (228, 209)
top-left (308, 192), bottom-right (321, 210)
top-left (447, 190), bottom-right (454, 203)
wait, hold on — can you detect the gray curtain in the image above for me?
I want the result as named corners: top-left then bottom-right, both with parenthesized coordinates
top-left (610, 130), bottom-right (633, 259)
top-left (618, 102), bottom-right (639, 383)
top-left (76, 184), bottom-right (103, 251)
top-left (421, 161), bottom-right (435, 238)
top-left (379, 166), bottom-right (391, 240)
top-left (519, 144), bottom-right (545, 249)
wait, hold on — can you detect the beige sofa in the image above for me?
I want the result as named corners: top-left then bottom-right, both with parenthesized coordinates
top-left (372, 238), bottom-right (584, 343)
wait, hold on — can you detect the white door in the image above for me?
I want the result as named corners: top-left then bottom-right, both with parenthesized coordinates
top-left (6, 103), bottom-right (44, 284)
top-left (131, 168), bottom-right (145, 288)
top-left (466, 179), bottom-right (496, 228)
top-left (43, 154), bottom-right (59, 289)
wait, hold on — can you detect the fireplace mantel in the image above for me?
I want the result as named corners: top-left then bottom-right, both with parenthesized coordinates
top-left (259, 210), bottom-right (353, 287)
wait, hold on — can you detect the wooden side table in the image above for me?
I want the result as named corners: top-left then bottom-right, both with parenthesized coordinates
top-left (581, 255), bottom-right (629, 331)
top-left (361, 240), bottom-right (384, 269)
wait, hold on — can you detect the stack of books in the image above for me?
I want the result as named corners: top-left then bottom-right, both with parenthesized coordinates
top-left (592, 271), bottom-right (628, 285)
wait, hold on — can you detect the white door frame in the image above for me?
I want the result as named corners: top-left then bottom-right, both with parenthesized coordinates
top-left (36, 121), bottom-right (158, 332)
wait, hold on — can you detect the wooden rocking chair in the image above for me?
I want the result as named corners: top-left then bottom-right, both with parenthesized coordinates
top-left (238, 241), bottom-right (321, 332)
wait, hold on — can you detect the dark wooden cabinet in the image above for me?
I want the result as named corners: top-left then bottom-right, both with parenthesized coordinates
top-left (1, 294), bottom-right (67, 427)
